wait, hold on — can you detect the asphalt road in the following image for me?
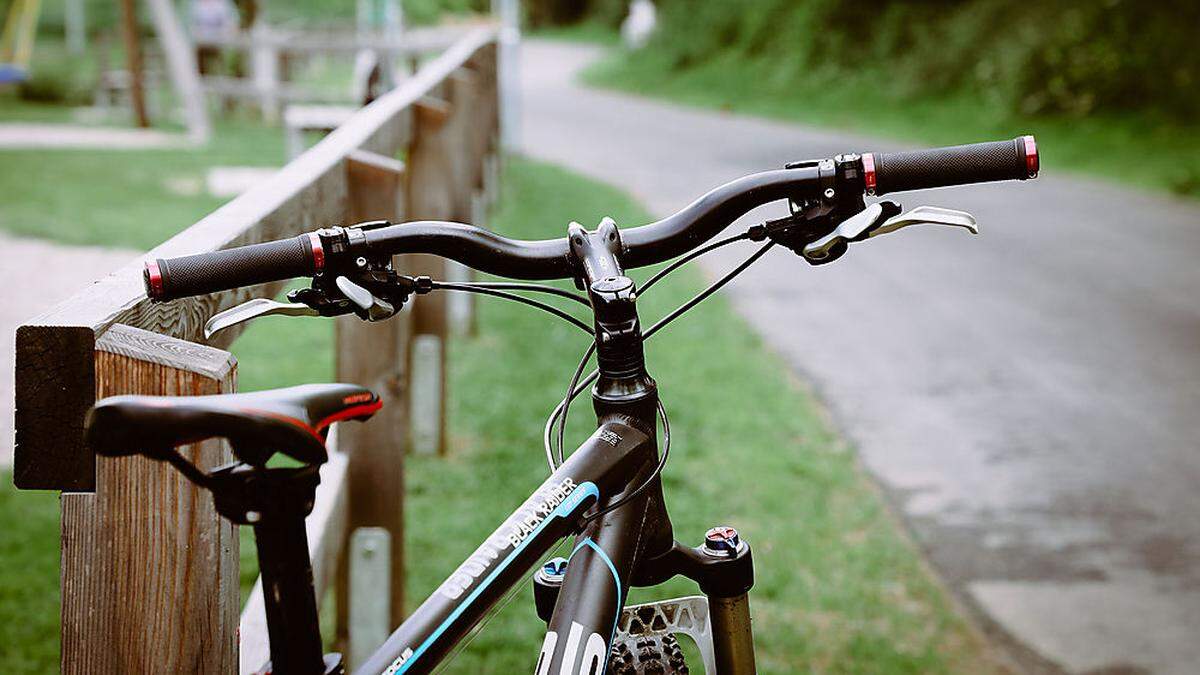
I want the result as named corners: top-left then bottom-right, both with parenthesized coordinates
top-left (518, 41), bottom-right (1200, 674)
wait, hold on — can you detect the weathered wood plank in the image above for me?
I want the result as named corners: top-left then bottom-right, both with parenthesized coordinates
top-left (14, 27), bottom-right (497, 490)
top-left (60, 324), bottom-right (238, 673)
top-left (14, 325), bottom-right (95, 490)
top-left (195, 25), bottom-right (469, 56)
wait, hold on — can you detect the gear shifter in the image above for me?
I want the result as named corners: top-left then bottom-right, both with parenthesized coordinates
top-left (335, 275), bottom-right (396, 321)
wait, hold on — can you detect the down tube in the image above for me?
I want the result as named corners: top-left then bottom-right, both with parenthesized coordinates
top-left (537, 498), bottom-right (647, 675)
top-left (354, 421), bottom-right (653, 675)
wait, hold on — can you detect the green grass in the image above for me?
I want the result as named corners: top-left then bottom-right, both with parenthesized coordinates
top-left (0, 476), bottom-right (60, 672)
top-left (0, 98), bottom-right (289, 249)
top-left (582, 47), bottom-right (1200, 198)
top-left (401, 158), bottom-right (996, 673)
top-left (0, 156), bottom-right (997, 673)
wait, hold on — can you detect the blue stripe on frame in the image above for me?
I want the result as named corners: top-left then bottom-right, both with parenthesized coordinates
top-left (395, 481), bottom-right (600, 673)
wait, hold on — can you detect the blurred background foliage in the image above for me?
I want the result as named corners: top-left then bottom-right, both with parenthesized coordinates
top-left (7, 0), bottom-right (1197, 197)
top-left (534, 0), bottom-right (1199, 122)
top-left (20, 0), bottom-right (1197, 120)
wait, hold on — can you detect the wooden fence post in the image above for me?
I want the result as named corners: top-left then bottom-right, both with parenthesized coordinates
top-left (11, 29), bottom-right (499, 673)
top-left (60, 324), bottom-right (238, 673)
top-left (336, 149), bottom-right (411, 631)
top-left (405, 88), bottom-right (460, 456)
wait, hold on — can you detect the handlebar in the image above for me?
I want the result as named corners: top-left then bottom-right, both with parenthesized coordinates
top-left (145, 137), bottom-right (1038, 302)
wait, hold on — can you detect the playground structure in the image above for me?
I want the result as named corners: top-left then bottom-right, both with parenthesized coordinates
top-left (1, 0), bottom-right (518, 155)
top-left (0, 0), bottom-right (41, 83)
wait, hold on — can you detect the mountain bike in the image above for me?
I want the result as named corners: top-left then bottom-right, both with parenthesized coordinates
top-left (86, 137), bottom-right (1038, 674)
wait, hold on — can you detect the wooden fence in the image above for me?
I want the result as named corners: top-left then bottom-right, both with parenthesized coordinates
top-left (12, 26), bottom-right (499, 673)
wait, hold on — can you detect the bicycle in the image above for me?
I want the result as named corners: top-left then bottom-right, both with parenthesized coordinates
top-left (85, 137), bottom-right (1038, 674)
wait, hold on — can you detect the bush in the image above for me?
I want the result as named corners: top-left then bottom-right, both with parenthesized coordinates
top-left (620, 0), bottom-right (1199, 121)
top-left (18, 49), bottom-right (95, 106)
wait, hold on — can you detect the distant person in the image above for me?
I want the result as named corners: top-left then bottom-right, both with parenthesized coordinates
top-left (621, 0), bottom-right (657, 50)
top-left (191, 0), bottom-right (237, 75)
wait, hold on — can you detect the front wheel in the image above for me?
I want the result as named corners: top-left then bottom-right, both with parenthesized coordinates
top-left (608, 634), bottom-right (689, 674)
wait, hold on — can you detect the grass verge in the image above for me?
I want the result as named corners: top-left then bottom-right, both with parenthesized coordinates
top-left (0, 157), bottom-right (997, 673)
top-left (581, 45), bottom-right (1200, 198)
top-left (0, 98), bottom-right (288, 249)
top-left (403, 157), bottom-right (998, 673)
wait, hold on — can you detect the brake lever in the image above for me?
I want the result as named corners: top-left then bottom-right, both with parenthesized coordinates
top-left (870, 205), bottom-right (978, 238)
top-left (802, 203), bottom-right (978, 263)
top-left (204, 299), bottom-right (319, 340)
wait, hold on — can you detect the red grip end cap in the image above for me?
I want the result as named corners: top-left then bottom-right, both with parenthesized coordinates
top-left (306, 232), bottom-right (325, 273)
top-left (1020, 135), bottom-right (1038, 177)
top-left (145, 259), bottom-right (164, 298)
top-left (862, 152), bottom-right (878, 194)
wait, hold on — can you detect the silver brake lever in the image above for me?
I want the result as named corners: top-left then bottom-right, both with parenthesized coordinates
top-left (204, 299), bottom-right (318, 340)
top-left (870, 205), bottom-right (978, 238)
top-left (802, 204), bottom-right (979, 263)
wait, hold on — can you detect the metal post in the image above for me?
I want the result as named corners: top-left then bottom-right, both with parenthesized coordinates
top-left (492, 0), bottom-right (520, 151)
top-left (252, 24), bottom-right (280, 122)
top-left (145, 0), bottom-right (212, 143)
top-left (65, 0), bottom-right (86, 54)
top-left (349, 527), bottom-right (392, 670)
top-left (410, 334), bottom-right (443, 455)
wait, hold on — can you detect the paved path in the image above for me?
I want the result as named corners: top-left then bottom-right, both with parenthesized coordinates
top-left (1, 233), bottom-right (135, 467)
top-left (519, 41), bottom-right (1200, 674)
top-left (0, 124), bottom-right (186, 150)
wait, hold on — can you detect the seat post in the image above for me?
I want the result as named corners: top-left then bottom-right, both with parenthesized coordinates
top-left (209, 463), bottom-right (333, 675)
top-left (254, 503), bottom-right (325, 675)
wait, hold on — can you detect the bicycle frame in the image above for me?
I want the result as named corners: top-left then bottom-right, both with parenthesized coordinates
top-left (355, 419), bottom-right (657, 674)
top-left (239, 218), bottom-right (759, 675)
top-left (108, 136), bottom-right (1039, 675)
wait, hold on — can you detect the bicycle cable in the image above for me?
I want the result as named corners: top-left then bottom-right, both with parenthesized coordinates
top-left (643, 240), bottom-right (775, 340)
top-left (637, 231), bottom-right (751, 294)
top-left (543, 236), bottom-right (774, 473)
top-left (581, 397), bottom-right (670, 524)
top-left (548, 340), bottom-right (596, 470)
top-left (429, 281), bottom-right (594, 335)
top-left (441, 280), bottom-right (591, 307)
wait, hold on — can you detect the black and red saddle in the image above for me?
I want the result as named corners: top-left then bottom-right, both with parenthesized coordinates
top-left (85, 383), bottom-right (381, 466)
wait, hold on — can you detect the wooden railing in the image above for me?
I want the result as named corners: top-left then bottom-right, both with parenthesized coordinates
top-left (12, 26), bottom-right (499, 673)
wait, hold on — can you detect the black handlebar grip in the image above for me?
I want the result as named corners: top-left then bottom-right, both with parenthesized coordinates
top-left (863, 135), bottom-right (1038, 196)
top-left (145, 232), bottom-right (323, 301)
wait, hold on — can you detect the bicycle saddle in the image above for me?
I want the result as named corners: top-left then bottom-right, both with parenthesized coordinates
top-left (85, 383), bottom-right (381, 466)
